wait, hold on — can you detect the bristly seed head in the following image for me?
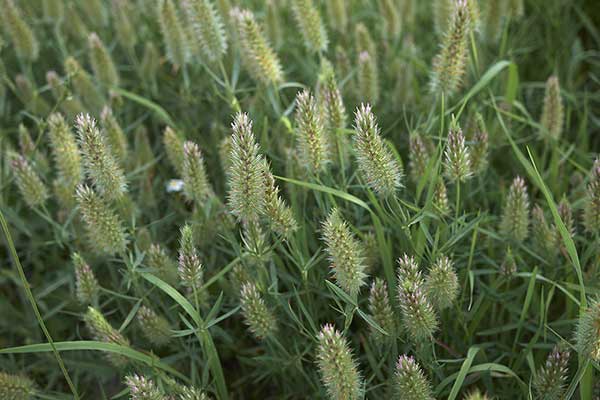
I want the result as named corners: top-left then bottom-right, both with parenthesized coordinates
top-left (10, 153), bottom-right (48, 209)
top-left (322, 208), bottom-right (368, 297)
top-left (230, 7), bottom-right (283, 84)
top-left (182, 0), bottom-right (228, 63)
top-left (396, 255), bottom-right (438, 342)
top-left (182, 141), bottom-right (213, 203)
top-left (316, 324), bottom-right (362, 400)
top-left (125, 374), bottom-right (164, 400)
top-left (84, 306), bottom-right (130, 366)
top-left (575, 299), bottom-right (600, 362)
top-left (444, 119), bottom-right (472, 182)
top-left (75, 184), bottom-right (128, 255)
top-left (583, 158), bottom-right (600, 234)
top-left (178, 224), bottom-right (203, 291)
top-left (240, 281), bottom-right (277, 339)
top-left (425, 256), bottom-right (459, 310)
top-left (540, 75), bottom-right (564, 141)
top-left (533, 344), bottom-right (570, 400)
top-left (394, 355), bottom-right (435, 400)
top-left (137, 305), bottom-right (172, 347)
top-left (76, 113), bottom-right (127, 201)
top-left (73, 252), bottom-right (99, 306)
top-left (0, 371), bottom-right (36, 400)
top-left (295, 89), bottom-right (329, 174)
top-left (430, 0), bottom-right (470, 95)
top-left (291, 0), bottom-right (328, 53)
top-left (353, 104), bottom-right (402, 197)
top-left (500, 176), bottom-right (530, 242)
top-left (227, 112), bottom-right (265, 223)
top-left (368, 278), bottom-right (395, 343)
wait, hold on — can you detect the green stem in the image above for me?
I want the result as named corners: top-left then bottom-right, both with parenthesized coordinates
top-left (0, 210), bottom-right (80, 399)
top-left (455, 181), bottom-right (461, 221)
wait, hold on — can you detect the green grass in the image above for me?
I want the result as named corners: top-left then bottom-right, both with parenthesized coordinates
top-left (1, 0), bottom-right (600, 399)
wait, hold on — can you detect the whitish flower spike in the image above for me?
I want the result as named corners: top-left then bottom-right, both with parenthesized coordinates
top-left (396, 255), bottom-right (438, 342)
top-left (322, 208), bottom-right (368, 297)
top-left (394, 355), bottom-right (435, 400)
top-left (295, 89), bottom-right (329, 174)
top-left (230, 8), bottom-right (283, 84)
top-left (227, 112), bottom-right (265, 223)
top-left (240, 282), bottom-right (277, 339)
top-left (0, 371), bottom-right (36, 400)
top-left (316, 324), bottom-right (362, 400)
top-left (76, 113), bottom-right (127, 200)
top-left (500, 176), bottom-right (530, 242)
top-left (353, 104), bottom-right (402, 196)
top-left (182, 0), bottom-right (228, 62)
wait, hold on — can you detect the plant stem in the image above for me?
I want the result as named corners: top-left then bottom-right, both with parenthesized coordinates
top-left (0, 210), bottom-right (80, 399)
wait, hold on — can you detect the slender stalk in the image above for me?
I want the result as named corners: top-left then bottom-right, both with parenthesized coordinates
top-left (0, 210), bottom-right (80, 399)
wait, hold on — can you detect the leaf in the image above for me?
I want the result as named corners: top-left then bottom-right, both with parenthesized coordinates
top-left (112, 88), bottom-right (177, 128)
top-left (0, 341), bottom-right (188, 382)
top-left (275, 175), bottom-right (372, 213)
top-left (140, 273), bottom-right (229, 400)
top-left (447, 347), bottom-right (480, 400)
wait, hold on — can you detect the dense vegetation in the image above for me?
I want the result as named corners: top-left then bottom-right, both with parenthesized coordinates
top-left (1, 0), bottom-right (600, 399)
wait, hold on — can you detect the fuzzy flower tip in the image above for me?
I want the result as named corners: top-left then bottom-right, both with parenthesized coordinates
top-left (100, 107), bottom-right (129, 163)
top-left (178, 225), bottom-right (203, 291)
top-left (47, 113), bottom-right (82, 188)
top-left (180, 386), bottom-right (209, 400)
top-left (76, 113), bottom-right (127, 201)
top-left (368, 278), bottom-right (395, 342)
top-left (10, 153), bottom-right (48, 209)
top-left (575, 299), bottom-right (600, 362)
top-left (583, 158), bottom-right (600, 234)
top-left (88, 32), bottom-right (119, 87)
top-left (316, 324), bottom-right (362, 400)
top-left (146, 244), bottom-right (179, 286)
top-left (319, 62), bottom-right (348, 162)
top-left (409, 133), bottom-right (432, 183)
top-left (227, 112), bottom-right (265, 223)
top-left (182, 141), bottom-right (212, 203)
top-left (295, 89), bottom-right (329, 174)
top-left (158, 0), bottom-right (189, 67)
top-left (397, 255), bottom-right (438, 342)
top-left (430, 0), bottom-right (470, 95)
top-left (137, 306), bottom-right (172, 347)
top-left (500, 176), bottom-right (530, 242)
top-left (533, 344), bottom-right (570, 400)
top-left (125, 374), bottom-right (164, 400)
top-left (444, 121), bottom-right (471, 182)
top-left (291, 0), bottom-right (328, 52)
top-left (1, 0), bottom-right (39, 62)
top-left (394, 355), bottom-right (435, 400)
top-left (73, 252), bottom-right (99, 305)
top-left (322, 208), bottom-right (368, 297)
top-left (357, 51), bottom-right (380, 105)
top-left (230, 8), bottom-right (283, 84)
top-left (262, 160), bottom-right (297, 237)
top-left (75, 184), bottom-right (127, 255)
top-left (182, 0), bottom-right (228, 62)
top-left (0, 371), bottom-right (36, 400)
top-left (240, 282), bottom-right (277, 339)
top-left (531, 205), bottom-right (557, 256)
top-left (463, 390), bottom-right (490, 400)
top-left (84, 306), bottom-right (130, 366)
top-left (540, 75), bottom-right (564, 141)
top-left (353, 104), bottom-right (402, 196)
top-left (163, 126), bottom-right (185, 176)
top-left (425, 256), bottom-right (459, 310)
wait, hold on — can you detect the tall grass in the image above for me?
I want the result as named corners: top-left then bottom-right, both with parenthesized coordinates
top-left (0, 0), bottom-right (599, 399)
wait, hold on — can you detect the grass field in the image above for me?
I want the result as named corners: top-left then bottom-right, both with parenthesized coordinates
top-left (1, 0), bottom-right (600, 398)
